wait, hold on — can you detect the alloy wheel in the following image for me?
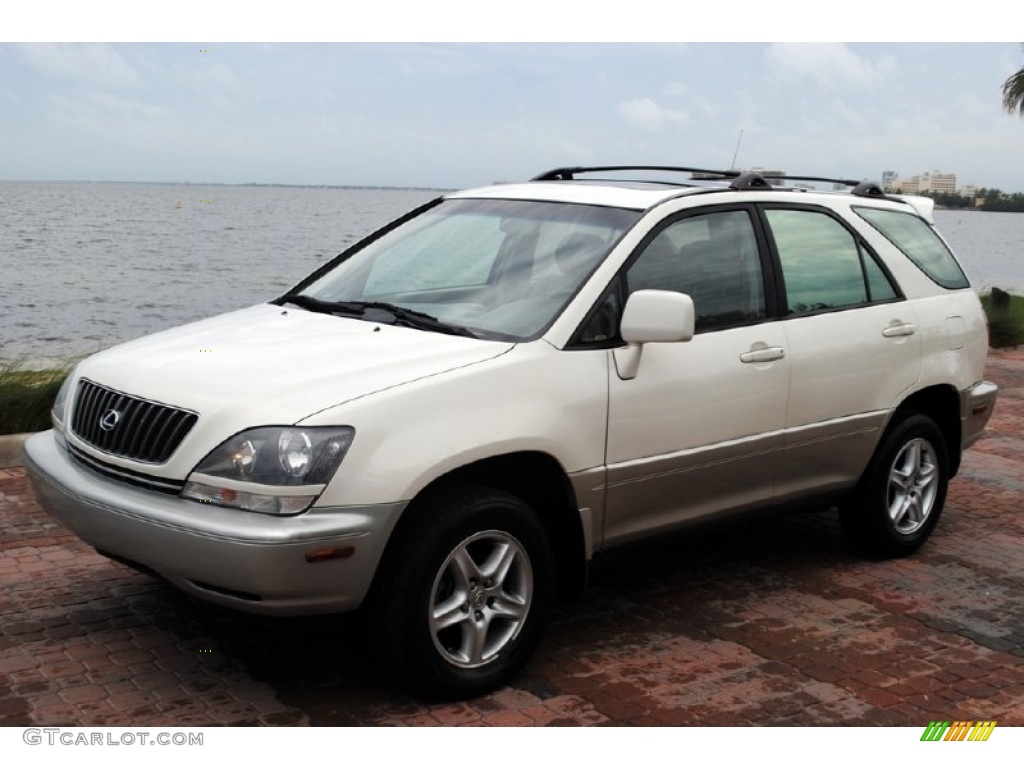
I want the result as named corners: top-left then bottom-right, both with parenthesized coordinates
top-left (887, 437), bottom-right (939, 534)
top-left (428, 530), bottom-right (533, 669)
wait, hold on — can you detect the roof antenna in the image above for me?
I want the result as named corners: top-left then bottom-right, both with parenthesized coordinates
top-left (730, 129), bottom-right (744, 171)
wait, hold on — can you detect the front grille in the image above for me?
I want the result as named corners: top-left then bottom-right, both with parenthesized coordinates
top-left (70, 379), bottom-right (198, 463)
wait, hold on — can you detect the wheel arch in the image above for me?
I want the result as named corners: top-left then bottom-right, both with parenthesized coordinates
top-left (890, 384), bottom-right (962, 475)
top-left (373, 451), bottom-right (588, 603)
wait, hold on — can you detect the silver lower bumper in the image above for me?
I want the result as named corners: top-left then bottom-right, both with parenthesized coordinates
top-left (23, 430), bottom-right (405, 615)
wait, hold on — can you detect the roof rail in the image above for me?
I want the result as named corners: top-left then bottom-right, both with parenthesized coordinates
top-left (531, 165), bottom-right (891, 198)
top-left (758, 174), bottom-right (892, 199)
top-left (532, 165), bottom-right (741, 182)
top-left (757, 173), bottom-right (862, 186)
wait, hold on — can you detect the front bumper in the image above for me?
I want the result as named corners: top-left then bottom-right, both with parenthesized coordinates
top-left (960, 380), bottom-right (999, 451)
top-left (23, 430), bottom-right (405, 615)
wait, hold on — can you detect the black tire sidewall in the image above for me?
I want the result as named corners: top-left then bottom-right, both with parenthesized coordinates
top-left (843, 414), bottom-right (950, 557)
top-left (374, 487), bottom-right (554, 700)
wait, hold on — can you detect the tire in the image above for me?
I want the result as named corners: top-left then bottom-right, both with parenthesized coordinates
top-left (370, 485), bottom-right (554, 700)
top-left (840, 413), bottom-right (950, 558)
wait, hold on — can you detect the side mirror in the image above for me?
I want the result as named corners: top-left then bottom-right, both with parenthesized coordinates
top-left (615, 290), bottom-right (695, 380)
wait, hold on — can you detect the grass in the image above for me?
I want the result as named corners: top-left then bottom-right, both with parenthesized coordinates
top-left (0, 361), bottom-right (71, 436)
top-left (980, 289), bottom-right (1024, 348)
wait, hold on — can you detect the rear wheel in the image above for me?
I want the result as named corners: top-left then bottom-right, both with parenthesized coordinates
top-left (371, 486), bottom-right (554, 700)
top-left (840, 414), bottom-right (949, 558)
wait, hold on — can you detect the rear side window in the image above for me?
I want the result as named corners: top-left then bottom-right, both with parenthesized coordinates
top-left (765, 209), bottom-right (899, 315)
top-left (855, 207), bottom-right (969, 289)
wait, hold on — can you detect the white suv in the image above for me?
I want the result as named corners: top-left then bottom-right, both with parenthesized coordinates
top-left (25, 165), bottom-right (997, 699)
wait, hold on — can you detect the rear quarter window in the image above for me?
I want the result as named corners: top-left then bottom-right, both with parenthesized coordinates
top-left (854, 207), bottom-right (969, 289)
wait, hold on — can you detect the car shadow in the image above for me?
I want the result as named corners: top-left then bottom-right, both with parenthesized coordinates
top-left (141, 505), bottom-right (857, 720)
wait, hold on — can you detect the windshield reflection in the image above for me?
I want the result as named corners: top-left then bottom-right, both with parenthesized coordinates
top-left (298, 198), bottom-right (640, 340)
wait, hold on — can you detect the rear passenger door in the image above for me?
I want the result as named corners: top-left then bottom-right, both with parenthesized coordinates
top-left (603, 207), bottom-right (790, 545)
top-left (761, 205), bottom-right (922, 501)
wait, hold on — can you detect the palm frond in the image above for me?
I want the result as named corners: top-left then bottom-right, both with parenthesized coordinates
top-left (1004, 44), bottom-right (1024, 116)
top-left (1003, 66), bottom-right (1024, 116)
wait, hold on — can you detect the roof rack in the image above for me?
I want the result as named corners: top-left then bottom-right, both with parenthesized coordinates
top-left (729, 173), bottom-right (773, 191)
top-left (531, 165), bottom-right (891, 199)
top-left (757, 172), bottom-right (862, 186)
top-left (532, 165), bottom-right (741, 182)
top-left (851, 181), bottom-right (887, 198)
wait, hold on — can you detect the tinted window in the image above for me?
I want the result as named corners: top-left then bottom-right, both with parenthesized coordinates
top-left (576, 289), bottom-right (622, 344)
top-left (864, 252), bottom-right (899, 302)
top-left (766, 209), bottom-right (897, 314)
top-left (855, 207), bottom-right (969, 289)
top-left (626, 210), bottom-right (765, 332)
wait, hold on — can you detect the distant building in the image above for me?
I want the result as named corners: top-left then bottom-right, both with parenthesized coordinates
top-left (886, 170), bottom-right (956, 195)
top-left (920, 171), bottom-right (956, 194)
top-left (897, 176), bottom-right (921, 194)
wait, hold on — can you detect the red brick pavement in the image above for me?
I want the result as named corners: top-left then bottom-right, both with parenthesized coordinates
top-left (1, 351), bottom-right (1022, 726)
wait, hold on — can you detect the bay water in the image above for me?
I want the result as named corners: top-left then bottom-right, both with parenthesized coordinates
top-left (2, 181), bottom-right (1022, 367)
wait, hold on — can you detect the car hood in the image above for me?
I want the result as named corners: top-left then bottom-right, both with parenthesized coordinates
top-left (73, 303), bottom-right (514, 451)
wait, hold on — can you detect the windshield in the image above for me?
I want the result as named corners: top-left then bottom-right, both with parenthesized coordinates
top-left (295, 198), bottom-right (641, 340)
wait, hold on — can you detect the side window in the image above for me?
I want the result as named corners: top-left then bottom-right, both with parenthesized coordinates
top-left (766, 209), bottom-right (897, 315)
top-left (625, 210), bottom-right (766, 333)
top-left (864, 253), bottom-right (899, 302)
top-left (577, 287), bottom-right (622, 344)
top-left (854, 206), bottom-right (969, 289)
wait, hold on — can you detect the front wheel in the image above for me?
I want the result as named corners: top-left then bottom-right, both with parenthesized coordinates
top-left (840, 413), bottom-right (950, 558)
top-left (371, 486), bottom-right (554, 700)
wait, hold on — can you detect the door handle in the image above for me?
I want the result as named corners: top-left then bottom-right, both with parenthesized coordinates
top-left (882, 322), bottom-right (917, 338)
top-left (740, 346), bottom-right (785, 363)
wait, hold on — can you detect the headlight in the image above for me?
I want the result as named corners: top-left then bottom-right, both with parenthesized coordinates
top-left (182, 426), bottom-right (355, 515)
top-left (51, 374), bottom-right (74, 433)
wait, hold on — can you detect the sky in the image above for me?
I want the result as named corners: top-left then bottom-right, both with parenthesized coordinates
top-left (3, 7), bottom-right (1024, 191)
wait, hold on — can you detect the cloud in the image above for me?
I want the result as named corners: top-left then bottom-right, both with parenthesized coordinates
top-left (764, 43), bottom-right (895, 89)
top-left (618, 97), bottom-right (689, 131)
top-left (18, 43), bottom-right (141, 89)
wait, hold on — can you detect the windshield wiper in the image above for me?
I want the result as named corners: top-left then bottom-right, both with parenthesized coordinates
top-left (279, 294), bottom-right (478, 338)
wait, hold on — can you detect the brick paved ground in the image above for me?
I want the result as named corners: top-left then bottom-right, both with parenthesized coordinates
top-left (1, 351), bottom-right (1022, 727)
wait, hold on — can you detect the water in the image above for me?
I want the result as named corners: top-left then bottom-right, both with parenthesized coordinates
top-left (1, 182), bottom-right (439, 366)
top-left (2, 182), bottom-right (1023, 367)
top-left (932, 209), bottom-right (1024, 292)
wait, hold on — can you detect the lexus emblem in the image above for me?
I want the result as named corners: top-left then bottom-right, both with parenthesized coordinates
top-left (99, 409), bottom-right (121, 432)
